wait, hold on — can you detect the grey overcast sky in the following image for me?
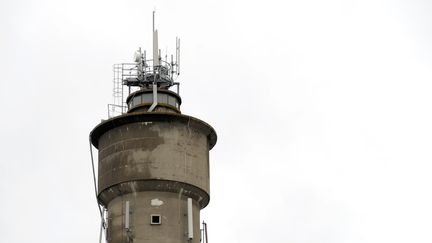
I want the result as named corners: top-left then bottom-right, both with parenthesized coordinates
top-left (1, 0), bottom-right (432, 242)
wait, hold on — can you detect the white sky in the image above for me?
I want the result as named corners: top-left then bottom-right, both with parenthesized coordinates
top-left (1, 0), bottom-right (432, 242)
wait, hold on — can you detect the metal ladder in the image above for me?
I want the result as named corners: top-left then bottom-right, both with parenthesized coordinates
top-left (108, 64), bottom-right (127, 118)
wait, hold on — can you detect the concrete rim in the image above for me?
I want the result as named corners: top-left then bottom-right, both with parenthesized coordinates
top-left (90, 112), bottom-right (217, 149)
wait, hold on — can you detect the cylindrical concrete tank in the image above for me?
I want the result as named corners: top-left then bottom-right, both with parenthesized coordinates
top-left (90, 88), bottom-right (217, 243)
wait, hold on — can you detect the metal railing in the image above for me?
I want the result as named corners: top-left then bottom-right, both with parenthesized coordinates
top-left (108, 60), bottom-right (179, 118)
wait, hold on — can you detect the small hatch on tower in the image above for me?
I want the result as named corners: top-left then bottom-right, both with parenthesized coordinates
top-left (150, 214), bottom-right (161, 225)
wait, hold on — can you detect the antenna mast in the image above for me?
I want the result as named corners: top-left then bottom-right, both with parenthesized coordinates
top-left (108, 11), bottom-right (181, 117)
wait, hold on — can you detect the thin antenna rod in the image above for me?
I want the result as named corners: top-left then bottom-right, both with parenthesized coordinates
top-left (152, 11), bottom-right (155, 33)
top-left (177, 38), bottom-right (180, 75)
top-left (144, 50), bottom-right (146, 64)
top-left (153, 12), bottom-right (159, 67)
top-left (175, 37), bottom-right (178, 67)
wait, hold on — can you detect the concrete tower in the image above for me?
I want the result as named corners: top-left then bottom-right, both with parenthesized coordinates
top-left (90, 12), bottom-right (216, 243)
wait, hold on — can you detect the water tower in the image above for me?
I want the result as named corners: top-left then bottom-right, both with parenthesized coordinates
top-left (89, 12), bottom-right (216, 243)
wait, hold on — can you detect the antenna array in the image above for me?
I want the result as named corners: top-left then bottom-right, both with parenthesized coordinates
top-left (108, 11), bottom-right (180, 118)
top-left (124, 11), bottom-right (180, 89)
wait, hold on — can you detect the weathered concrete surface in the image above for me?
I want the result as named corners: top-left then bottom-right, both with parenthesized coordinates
top-left (90, 111), bottom-right (216, 243)
top-left (129, 104), bottom-right (180, 114)
top-left (107, 191), bottom-right (201, 243)
top-left (126, 89), bottom-right (182, 114)
top-left (98, 180), bottom-right (210, 209)
top-left (90, 112), bottom-right (217, 150)
top-left (97, 120), bottom-right (210, 204)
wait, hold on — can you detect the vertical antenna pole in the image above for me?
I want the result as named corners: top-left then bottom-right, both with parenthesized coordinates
top-left (175, 37), bottom-right (178, 74)
top-left (150, 10), bottom-right (158, 112)
top-left (177, 38), bottom-right (180, 75)
top-left (203, 221), bottom-right (208, 243)
top-left (152, 10), bottom-right (155, 33)
top-left (153, 33), bottom-right (159, 67)
top-left (153, 11), bottom-right (159, 67)
top-left (125, 201), bottom-right (130, 229)
top-left (187, 198), bottom-right (193, 240)
top-left (143, 50), bottom-right (146, 69)
top-left (171, 54), bottom-right (174, 78)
